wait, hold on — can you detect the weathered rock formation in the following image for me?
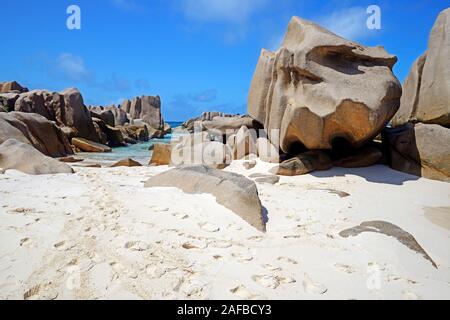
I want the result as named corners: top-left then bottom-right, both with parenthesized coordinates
top-left (0, 81), bottom-right (28, 93)
top-left (248, 16), bottom-right (402, 152)
top-left (127, 96), bottom-right (164, 130)
top-left (13, 88), bottom-right (99, 142)
top-left (144, 165), bottom-right (266, 231)
top-left (0, 139), bottom-right (74, 175)
top-left (393, 9), bottom-right (450, 127)
top-left (0, 112), bottom-right (73, 157)
top-left (383, 123), bottom-right (450, 182)
top-left (386, 8), bottom-right (450, 182)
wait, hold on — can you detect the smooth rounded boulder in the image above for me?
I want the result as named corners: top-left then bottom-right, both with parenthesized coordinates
top-left (0, 139), bottom-right (74, 175)
top-left (144, 165), bottom-right (266, 232)
top-left (248, 16), bottom-right (402, 152)
top-left (0, 112), bottom-right (73, 157)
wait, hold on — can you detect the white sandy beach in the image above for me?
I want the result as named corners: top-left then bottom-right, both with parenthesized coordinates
top-left (0, 161), bottom-right (449, 300)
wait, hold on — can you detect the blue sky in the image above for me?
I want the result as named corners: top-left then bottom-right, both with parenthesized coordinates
top-left (1, 0), bottom-right (448, 120)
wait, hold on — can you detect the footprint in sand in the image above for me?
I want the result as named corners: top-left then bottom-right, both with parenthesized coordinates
top-left (230, 285), bottom-right (259, 299)
top-left (277, 257), bottom-right (299, 265)
top-left (303, 274), bottom-right (327, 295)
top-left (54, 241), bottom-right (75, 252)
top-left (199, 222), bottom-right (220, 233)
top-left (334, 263), bottom-right (356, 274)
top-left (146, 265), bottom-right (167, 278)
top-left (182, 240), bottom-right (208, 250)
top-left (125, 241), bottom-right (150, 251)
top-left (262, 264), bottom-right (281, 272)
top-left (252, 275), bottom-right (280, 289)
top-left (23, 284), bottom-right (59, 300)
top-left (231, 252), bottom-right (254, 262)
top-left (20, 238), bottom-right (31, 247)
top-left (403, 291), bottom-right (419, 300)
top-left (172, 212), bottom-right (189, 220)
top-left (209, 239), bottom-right (233, 249)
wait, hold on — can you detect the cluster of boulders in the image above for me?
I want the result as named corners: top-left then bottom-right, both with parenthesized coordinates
top-left (150, 113), bottom-right (281, 169)
top-left (0, 82), bottom-right (169, 174)
top-left (383, 8), bottom-right (450, 182)
top-left (149, 9), bottom-right (449, 183)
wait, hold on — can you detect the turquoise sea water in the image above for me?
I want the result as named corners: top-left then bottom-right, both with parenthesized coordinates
top-left (77, 121), bottom-right (183, 165)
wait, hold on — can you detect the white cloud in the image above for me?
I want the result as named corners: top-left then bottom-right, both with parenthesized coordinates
top-left (318, 7), bottom-right (371, 41)
top-left (180, 0), bottom-right (269, 23)
top-left (56, 53), bottom-right (91, 82)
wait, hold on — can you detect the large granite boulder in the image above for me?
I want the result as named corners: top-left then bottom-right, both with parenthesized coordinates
top-left (144, 165), bottom-right (266, 231)
top-left (0, 112), bottom-right (73, 157)
top-left (383, 123), bottom-right (450, 182)
top-left (0, 81), bottom-right (28, 93)
top-left (0, 93), bottom-right (20, 112)
top-left (60, 88), bottom-right (99, 142)
top-left (0, 139), bottom-right (74, 175)
top-left (149, 143), bottom-right (173, 166)
top-left (129, 96), bottom-right (164, 130)
top-left (393, 9), bottom-right (450, 126)
top-left (119, 124), bottom-right (149, 142)
top-left (105, 105), bottom-right (129, 126)
top-left (13, 88), bottom-right (99, 142)
top-left (248, 17), bottom-right (402, 152)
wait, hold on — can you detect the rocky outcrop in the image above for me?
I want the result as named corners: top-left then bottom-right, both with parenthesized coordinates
top-left (248, 16), bottom-right (402, 152)
top-left (111, 158), bottom-right (142, 167)
top-left (182, 112), bottom-right (238, 132)
top-left (128, 96), bottom-right (164, 130)
top-left (386, 9), bottom-right (450, 182)
top-left (270, 151), bottom-right (332, 176)
top-left (119, 124), bottom-right (149, 143)
top-left (106, 106), bottom-right (129, 126)
top-left (383, 123), bottom-right (450, 182)
top-left (72, 138), bottom-right (112, 153)
top-left (90, 105), bottom-right (129, 127)
top-left (0, 81), bottom-right (28, 93)
top-left (144, 165), bottom-right (266, 231)
top-left (0, 139), bottom-right (74, 175)
top-left (0, 112), bottom-right (73, 157)
top-left (393, 9), bottom-right (450, 126)
top-left (13, 88), bottom-right (99, 143)
top-left (0, 93), bottom-right (20, 112)
top-left (149, 143), bottom-right (173, 166)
